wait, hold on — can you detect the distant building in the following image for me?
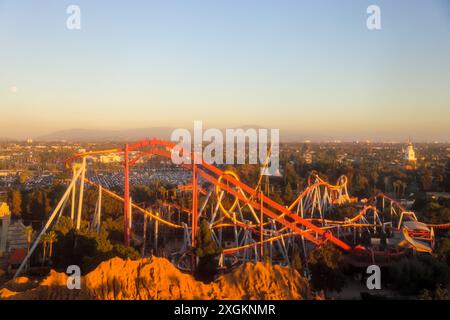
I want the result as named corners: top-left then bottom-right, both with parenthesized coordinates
top-left (98, 155), bottom-right (123, 164)
top-left (0, 170), bottom-right (18, 177)
top-left (6, 220), bottom-right (27, 252)
top-left (0, 203), bottom-right (11, 255)
top-left (404, 140), bottom-right (417, 170)
top-left (303, 152), bottom-right (313, 164)
top-left (301, 144), bottom-right (313, 164)
top-left (26, 137), bottom-right (33, 144)
top-left (0, 204), bottom-right (28, 257)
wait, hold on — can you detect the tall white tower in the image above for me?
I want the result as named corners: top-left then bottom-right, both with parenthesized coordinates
top-left (404, 139), bottom-right (417, 170)
top-left (405, 140), bottom-right (416, 162)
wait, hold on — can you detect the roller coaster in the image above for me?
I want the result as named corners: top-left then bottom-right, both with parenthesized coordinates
top-left (14, 139), bottom-right (450, 277)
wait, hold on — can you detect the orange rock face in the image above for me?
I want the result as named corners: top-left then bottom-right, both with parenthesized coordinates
top-left (0, 257), bottom-right (315, 300)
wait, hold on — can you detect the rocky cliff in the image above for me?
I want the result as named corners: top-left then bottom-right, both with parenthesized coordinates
top-left (0, 256), bottom-right (316, 300)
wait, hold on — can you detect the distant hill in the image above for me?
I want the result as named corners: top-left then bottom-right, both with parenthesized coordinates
top-left (36, 128), bottom-right (175, 142)
top-left (35, 126), bottom-right (309, 142)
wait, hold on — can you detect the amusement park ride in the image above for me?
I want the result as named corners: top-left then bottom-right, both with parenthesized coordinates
top-left (14, 139), bottom-right (450, 278)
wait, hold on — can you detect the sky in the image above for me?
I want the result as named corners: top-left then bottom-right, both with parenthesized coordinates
top-left (1, 0), bottom-right (450, 141)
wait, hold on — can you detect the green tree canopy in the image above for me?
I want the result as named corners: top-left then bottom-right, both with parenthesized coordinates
top-left (194, 218), bottom-right (221, 283)
top-left (308, 242), bottom-right (346, 294)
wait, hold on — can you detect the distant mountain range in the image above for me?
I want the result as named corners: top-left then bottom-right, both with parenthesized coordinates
top-left (35, 126), bottom-right (289, 142)
top-left (32, 127), bottom-right (426, 143)
top-left (36, 128), bottom-right (176, 142)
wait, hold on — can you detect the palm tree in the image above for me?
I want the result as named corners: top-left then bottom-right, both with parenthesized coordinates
top-left (41, 233), bottom-right (49, 266)
top-left (47, 231), bottom-right (57, 260)
top-left (24, 226), bottom-right (34, 256)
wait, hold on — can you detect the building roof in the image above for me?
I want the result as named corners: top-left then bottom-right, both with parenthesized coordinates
top-left (403, 221), bottom-right (430, 232)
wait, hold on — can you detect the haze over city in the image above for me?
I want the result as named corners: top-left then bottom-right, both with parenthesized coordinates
top-left (1, 0), bottom-right (450, 141)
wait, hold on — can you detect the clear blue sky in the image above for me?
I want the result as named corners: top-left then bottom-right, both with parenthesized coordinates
top-left (1, 0), bottom-right (449, 141)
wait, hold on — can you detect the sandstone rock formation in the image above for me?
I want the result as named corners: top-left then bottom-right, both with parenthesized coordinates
top-left (0, 256), bottom-right (315, 300)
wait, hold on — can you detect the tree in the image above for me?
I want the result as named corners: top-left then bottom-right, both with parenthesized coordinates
top-left (47, 231), bottom-right (58, 259)
top-left (24, 225), bottom-right (34, 256)
top-left (29, 189), bottom-right (51, 221)
top-left (51, 223), bottom-right (140, 274)
top-left (421, 170), bottom-right (433, 191)
top-left (308, 243), bottom-right (346, 295)
top-left (434, 237), bottom-right (450, 266)
top-left (352, 174), bottom-right (370, 198)
top-left (418, 286), bottom-right (450, 300)
top-left (445, 158), bottom-right (450, 193)
top-left (8, 189), bottom-right (22, 217)
top-left (194, 218), bottom-right (221, 282)
top-left (329, 203), bottom-right (359, 221)
top-left (388, 256), bottom-right (450, 295)
top-left (283, 182), bottom-right (294, 204)
top-left (112, 243), bottom-right (141, 260)
top-left (41, 233), bottom-right (50, 266)
top-left (291, 249), bottom-right (303, 274)
top-left (52, 229), bottom-right (108, 274)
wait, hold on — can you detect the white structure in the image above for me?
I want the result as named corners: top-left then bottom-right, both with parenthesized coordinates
top-left (98, 154), bottom-right (122, 163)
top-left (404, 140), bottom-right (417, 170)
top-left (6, 220), bottom-right (28, 252)
top-left (405, 140), bottom-right (417, 162)
top-left (260, 167), bottom-right (282, 177)
top-left (0, 203), bottom-right (11, 255)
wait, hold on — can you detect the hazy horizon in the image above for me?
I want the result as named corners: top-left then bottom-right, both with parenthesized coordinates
top-left (0, 126), bottom-right (446, 143)
top-left (1, 0), bottom-right (450, 141)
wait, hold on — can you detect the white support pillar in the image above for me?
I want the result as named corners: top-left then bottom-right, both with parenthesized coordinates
top-left (154, 211), bottom-right (159, 252)
top-left (15, 165), bottom-right (83, 278)
top-left (210, 191), bottom-right (223, 224)
top-left (76, 157), bottom-right (86, 230)
top-left (96, 185), bottom-right (102, 233)
top-left (232, 212), bottom-right (238, 248)
top-left (142, 215), bottom-right (147, 256)
top-left (71, 166), bottom-right (77, 223)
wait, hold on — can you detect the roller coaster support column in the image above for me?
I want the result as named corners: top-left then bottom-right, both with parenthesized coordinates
top-left (76, 157), bottom-right (86, 230)
top-left (192, 163), bottom-right (198, 246)
top-left (15, 165), bottom-right (84, 278)
top-left (191, 162), bottom-right (198, 273)
top-left (70, 165), bottom-right (76, 224)
top-left (124, 144), bottom-right (131, 246)
top-left (260, 191), bottom-right (264, 261)
top-left (95, 185), bottom-right (102, 233)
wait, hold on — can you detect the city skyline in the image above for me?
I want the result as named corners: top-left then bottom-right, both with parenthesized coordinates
top-left (1, 0), bottom-right (450, 141)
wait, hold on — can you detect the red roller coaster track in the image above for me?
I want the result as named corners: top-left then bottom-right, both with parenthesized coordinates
top-left (66, 138), bottom-right (354, 252)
